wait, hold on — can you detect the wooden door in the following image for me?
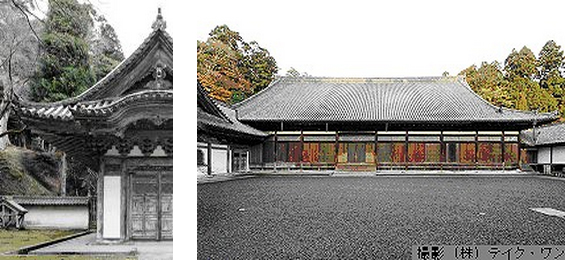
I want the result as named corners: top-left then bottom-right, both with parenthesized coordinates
top-left (160, 173), bottom-right (173, 240)
top-left (131, 174), bottom-right (159, 239)
top-left (130, 170), bottom-right (173, 240)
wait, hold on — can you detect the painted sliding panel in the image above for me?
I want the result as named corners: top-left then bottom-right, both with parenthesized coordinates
top-left (477, 143), bottom-right (502, 164)
top-left (377, 143), bottom-right (392, 162)
top-left (288, 142), bottom-right (301, 162)
top-left (365, 143), bottom-right (375, 163)
top-left (276, 143), bottom-right (288, 162)
top-left (303, 143), bottom-right (320, 163)
top-left (459, 143), bottom-right (475, 164)
top-left (407, 143), bottom-right (425, 163)
top-left (391, 143), bottom-right (406, 163)
top-left (424, 143), bottom-right (441, 162)
top-left (347, 143), bottom-right (366, 163)
top-left (338, 144), bottom-right (347, 163)
top-left (319, 143), bottom-right (335, 163)
top-left (504, 143), bottom-right (519, 164)
top-left (446, 143), bottom-right (476, 163)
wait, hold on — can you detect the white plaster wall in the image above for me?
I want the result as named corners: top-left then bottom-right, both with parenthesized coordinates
top-left (23, 205), bottom-right (88, 229)
top-left (103, 176), bottom-right (121, 239)
top-left (538, 146), bottom-right (565, 164)
top-left (538, 147), bottom-right (551, 164)
top-left (212, 149), bottom-right (227, 173)
top-left (553, 146), bottom-right (565, 164)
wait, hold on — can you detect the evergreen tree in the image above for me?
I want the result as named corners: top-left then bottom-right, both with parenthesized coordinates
top-left (504, 47), bottom-right (537, 80)
top-left (31, 0), bottom-right (96, 102)
top-left (537, 40), bottom-right (564, 88)
top-left (88, 8), bottom-right (124, 80)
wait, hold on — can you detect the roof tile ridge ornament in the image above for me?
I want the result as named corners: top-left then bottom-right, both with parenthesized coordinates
top-left (151, 8), bottom-right (166, 31)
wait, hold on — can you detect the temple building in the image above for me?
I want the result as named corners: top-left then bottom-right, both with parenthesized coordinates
top-left (521, 122), bottom-right (565, 174)
top-left (231, 76), bottom-right (558, 171)
top-left (197, 82), bottom-right (266, 174)
top-left (15, 11), bottom-right (172, 241)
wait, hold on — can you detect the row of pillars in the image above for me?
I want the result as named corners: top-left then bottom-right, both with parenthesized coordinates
top-left (268, 130), bottom-right (520, 170)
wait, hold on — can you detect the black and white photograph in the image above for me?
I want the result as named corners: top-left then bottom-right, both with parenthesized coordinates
top-left (196, 1), bottom-right (565, 259)
top-left (0, 0), bottom-right (173, 259)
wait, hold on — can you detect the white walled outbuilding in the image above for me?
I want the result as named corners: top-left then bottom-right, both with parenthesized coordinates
top-left (9, 196), bottom-right (90, 230)
top-left (22, 205), bottom-right (89, 229)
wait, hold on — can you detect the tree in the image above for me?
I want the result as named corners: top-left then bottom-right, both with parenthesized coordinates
top-left (197, 40), bottom-right (251, 102)
top-left (286, 67), bottom-right (309, 77)
top-left (0, 1), bottom-right (43, 149)
top-left (241, 41), bottom-right (278, 93)
top-left (460, 61), bottom-right (512, 107)
top-left (197, 25), bottom-right (278, 104)
top-left (88, 8), bottom-right (124, 80)
top-left (537, 40), bottom-right (564, 88)
top-left (504, 46), bottom-right (537, 80)
top-left (30, 0), bottom-right (96, 102)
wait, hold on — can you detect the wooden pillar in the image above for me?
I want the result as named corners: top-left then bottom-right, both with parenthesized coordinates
top-left (501, 131), bottom-right (506, 170)
top-left (517, 134), bottom-right (522, 170)
top-left (60, 152), bottom-right (67, 196)
top-left (405, 130), bottom-right (409, 170)
top-left (440, 131), bottom-right (444, 171)
top-left (207, 142), bottom-right (212, 175)
top-left (274, 131), bottom-right (278, 172)
top-left (475, 131), bottom-right (479, 171)
top-left (226, 144), bottom-right (231, 173)
top-left (335, 132), bottom-right (339, 169)
top-left (375, 130), bottom-right (378, 171)
top-left (300, 130), bottom-right (304, 171)
top-left (550, 146), bottom-right (554, 175)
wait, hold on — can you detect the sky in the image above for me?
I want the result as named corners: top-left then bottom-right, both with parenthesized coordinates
top-left (194, 0), bottom-right (565, 77)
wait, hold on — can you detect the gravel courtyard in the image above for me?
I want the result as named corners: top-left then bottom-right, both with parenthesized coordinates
top-left (198, 176), bottom-right (565, 259)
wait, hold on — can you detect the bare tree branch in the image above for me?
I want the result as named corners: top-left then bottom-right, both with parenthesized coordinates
top-left (0, 125), bottom-right (26, 138)
top-left (10, 0), bottom-right (44, 47)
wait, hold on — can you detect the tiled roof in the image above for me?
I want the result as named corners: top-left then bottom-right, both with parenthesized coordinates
top-left (521, 123), bottom-right (565, 146)
top-left (8, 196), bottom-right (89, 206)
top-left (234, 76), bottom-right (559, 124)
top-left (197, 83), bottom-right (267, 138)
top-left (17, 90), bottom-right (172, 120)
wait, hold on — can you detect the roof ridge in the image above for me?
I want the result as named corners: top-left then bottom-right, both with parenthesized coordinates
top-left (276, 75), bottom-right (464, 82)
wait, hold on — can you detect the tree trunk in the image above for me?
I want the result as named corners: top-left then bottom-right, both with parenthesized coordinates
top-left (0, 108), bottom-right (11, 150)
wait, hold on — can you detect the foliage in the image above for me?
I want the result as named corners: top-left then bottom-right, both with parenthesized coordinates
top-left (197, 25), bottom-right (278, 104)
top-left (286, 67), bottom-right (310, 77)
top-left (460, 41), bottom-right (564, 121)
top-left (88, 8), bottom-right (124, 79)
top-left (31, 0), bottom-right (123, 102)
top-left (31, 0), bottom-right (94, 102)
top-left (537, 40), bottom-right (564, 88)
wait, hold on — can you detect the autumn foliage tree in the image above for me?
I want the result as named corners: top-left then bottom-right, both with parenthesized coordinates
top-left (197, 25), bottom-right (278, 104)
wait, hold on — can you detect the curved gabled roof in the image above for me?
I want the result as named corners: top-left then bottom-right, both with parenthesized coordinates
top-left (16, 11), bottom-right (173, 123)
top-left (234, 76), bottom-right (559, 124)
top-left (197, 82), bottom-right (267, 139)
